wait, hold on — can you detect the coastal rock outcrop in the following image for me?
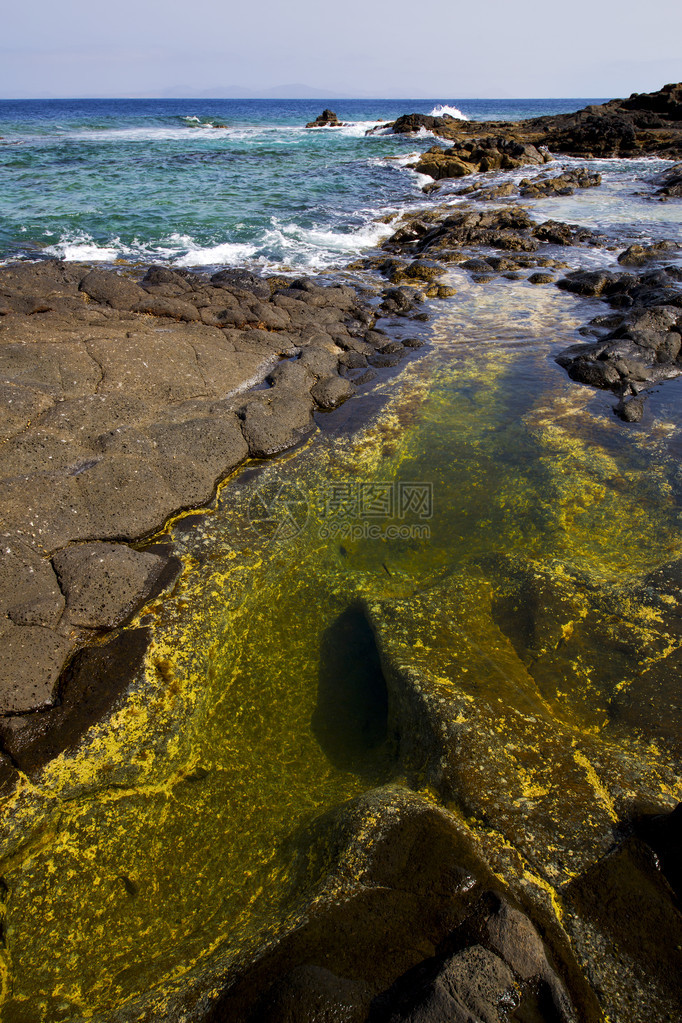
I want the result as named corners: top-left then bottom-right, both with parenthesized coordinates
top-left (378, 83), bottom-right (682, 159)
top-left (413, 136), bottom-right (549, 180)
top-left (306, 109), bottom-right (343, 128)
top-left (655, 162), bottom-right (682, 197)
top-left (390, 112), bottom-right (460, 134)
top-left (519, 167), bottom-right (601, 197)
top-left (555, 262), bottom-right (682, 413)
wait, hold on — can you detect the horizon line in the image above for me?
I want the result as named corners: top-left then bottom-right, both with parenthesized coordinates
top-left (0, 94), bottom-right (609, 101)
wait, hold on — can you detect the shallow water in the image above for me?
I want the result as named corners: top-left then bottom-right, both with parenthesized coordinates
top-left (1, 265), bottom-right (681, 1019)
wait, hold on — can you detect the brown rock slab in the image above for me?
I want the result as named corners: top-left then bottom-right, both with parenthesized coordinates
top-left (239, 393), bottom-right (316, 457)
top-left (0, 627), bottom-right (151, 776)
top-left (311, 374), bottom-right (355, 410)
top-left (148, 413), bottom-right (248, 486)
top-left (0, 539), bottom-right (65, 627)
top-left (52, 541), bottom-right (170, 629)
top-left (79, 268), bottom-right (146, 310)
top-left (0, 623), bottom-right (73, 714)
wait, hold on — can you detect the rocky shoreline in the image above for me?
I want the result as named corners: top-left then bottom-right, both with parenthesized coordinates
top-left (1, 84), bottom-right (681, 1023)
top-left (362, 185), bottom-right (682, 422)
top-left (371, 82), bottom-right (682, 160)
top-left (0, 260), bottom-right (433, 784)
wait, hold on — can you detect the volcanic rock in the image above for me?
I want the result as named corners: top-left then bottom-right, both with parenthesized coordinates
top-left (306, 109), bottom-right (343, 128)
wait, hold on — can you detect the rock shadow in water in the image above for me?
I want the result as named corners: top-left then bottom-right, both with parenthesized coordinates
top-left (312, 606), bottom-right (390, 776)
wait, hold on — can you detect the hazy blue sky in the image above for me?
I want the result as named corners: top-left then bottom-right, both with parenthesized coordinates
top-left (1, 0), bottom-right (680, 99)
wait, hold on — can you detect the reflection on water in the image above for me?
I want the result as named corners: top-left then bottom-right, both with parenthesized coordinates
top-left (0, 277), bottom-right (681, 1020)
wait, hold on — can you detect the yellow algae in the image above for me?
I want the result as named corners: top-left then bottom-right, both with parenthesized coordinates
top-left (0, 284), bottom-right (681, 1019)
top-left (572, 750), bottom-right (618, 823)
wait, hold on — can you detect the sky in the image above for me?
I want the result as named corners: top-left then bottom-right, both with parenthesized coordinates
top-left (1, 0), bottom-right (681, 99)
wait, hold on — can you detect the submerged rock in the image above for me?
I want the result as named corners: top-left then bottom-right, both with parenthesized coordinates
top-left (208, 787), bottom-right (582, 1023)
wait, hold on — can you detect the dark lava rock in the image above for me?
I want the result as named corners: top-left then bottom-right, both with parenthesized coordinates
top-left (52, 541), bottom-right (173, 629)
top-left (311, 375), bottom-right (355, 410)
top-left (556, 270), bottom-right (624, 297)
top-left (380, 287), bottom-right (424, 316)
top-left (614, 395), bottom-right (645, 422)
top-left (306, 109), bottom-right (343, 128)
top-left (390, 113), bottom-right (459, 135)
top-left (463, 181), bottom-right (517, 201)
top-left (543, 113), bottom-right (637, 157)
top-left (386, 208), bottom-right (538, 258)
top-left (527, 272), bottom-right (554, 285)
top-left (374, 946), bottom-right (518, 1023)
top-left (380, 84), bottom-right (682, 159)
top-left (0, 627), bottom-right (151, 777)
top-left (79, 268), bottom-right (146, 311)
top-left (206, 788), bottom-right (582, 1023)
top-left (0, 538), bottom-right (64, 628)
top-left (519, 168), bottom-right (602, 197)
top-left (555, 265), bottom-right (682, 408)
top-left (0, 623), bottom-right (73, 714)
top-left (617, 240), bottom-right (680, 266)
top-left (533, 220), bottom-right (606, 247)
top-left (249, 964), bottom-right (372, 1023)
top-left (370, 893), bottom-right (578, 1023)
top-left (563, 824), bottom-right (682, 1021)
top-left (209, 267), bottom-right (272, 299)
top-left (655, 161), bottom-right (682, 197)
top-left (239, 392), bottom-right (315, 458)
top-left (414, 136), bottom-right (547, 180)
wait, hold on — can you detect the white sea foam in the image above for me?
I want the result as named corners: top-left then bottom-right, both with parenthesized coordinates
top-left (336, 120), bottom-right (392, 138)
top-left (172, 216), bottom-right (400, 271)
top-left (43, 232), bottom-right (180, 263)
top-left (40, 212), bottom-right (403, 274)
top-left (65, 125), bottom-right (233, 143)
top-left (428, 104), bottom-right (469, 120)
top-left (44, 233), bottom-right (121, 262)
top-left (173, 237), bottom-right (260, 267)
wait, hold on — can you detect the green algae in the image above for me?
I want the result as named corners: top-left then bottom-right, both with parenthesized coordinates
top-left (1, 276), bottom-right (681, 1020)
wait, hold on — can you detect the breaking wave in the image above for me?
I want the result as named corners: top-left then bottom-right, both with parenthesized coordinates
top-left (428, 104), bottom-right (469, 120)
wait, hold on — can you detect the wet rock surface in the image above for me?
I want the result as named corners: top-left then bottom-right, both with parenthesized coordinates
top-left (373, 204), bottom-right (600, 286)
top-left (519, 168), bottom-right (602, 198)
top-left (655, 161), bottom-right (682, 197)
top-left (555, 264), bottom-right (682, 414)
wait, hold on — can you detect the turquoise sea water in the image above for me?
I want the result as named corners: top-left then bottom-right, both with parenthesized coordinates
top-left (0, 97), bottom-right (611, 271)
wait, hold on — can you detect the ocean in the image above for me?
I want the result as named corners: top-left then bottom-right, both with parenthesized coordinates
top-left (0, 96), bottom-right (615, 271)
